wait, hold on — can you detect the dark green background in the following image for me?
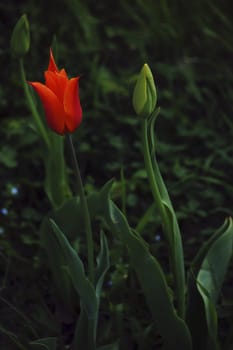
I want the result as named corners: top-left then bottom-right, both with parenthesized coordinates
top-left (0, 0), bottom-right (232, 348)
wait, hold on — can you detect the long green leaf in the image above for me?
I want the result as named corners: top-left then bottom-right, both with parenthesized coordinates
top-left (187, 217), bottom-right (233, 350)
top-left (72, 231), bottom-right (110, 350)
top-left (197, 218), bottom-right (233, 302)
top-left (30, 337), bottom-right (57, 350)
top-left (197, 217), bottom-right (233, 349)
top-left (95, 231), bottom-right (110, 299)
top-left (40, 217), bottom-right (77, 311)
top-left (0, 324), bottom-right (27, 350)
top-left (49, 220), bottom-right (100, 350)
top-left (186, 219), bottom-right (230, 349)
top-left (49, 219), bottom-right (98, 319)
top-left (45, 179), bottom-right (114, 240)
top-left (192, 218), bottom-right (230, 273)
top-left (186, 271), bottom-right (208, 350)
top-left (195, 283), bottom-right (219, 350)
top-left (162, 200), bottom-right (186, 311)
top-left (104, 199), bottom-right (192, 350)
top-left (40, 180), bottom-right (113, 308)
top-left (71, 304), bottom-right (96, 350)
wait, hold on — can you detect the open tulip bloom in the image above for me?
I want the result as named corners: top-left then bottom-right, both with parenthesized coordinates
top-left (29, 49), bottom-right (82, 135)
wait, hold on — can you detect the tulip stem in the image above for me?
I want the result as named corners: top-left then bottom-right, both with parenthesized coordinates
top-left (19, 59), bottom-right (50, 149)
top-left (141, 119), bottom-right (170, 240)
top-left (141, 119), bottom-right (185, 318)
top-left (67, 134), bottom-right (95, 284)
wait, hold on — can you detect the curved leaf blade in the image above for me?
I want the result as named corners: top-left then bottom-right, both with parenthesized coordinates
top-left (187, 217), bottom-right (233, 350)
top-left (104, 199), bottom-right (192, 350)
top-left (197, 217), bottom-right (233, 349)
top-left (30, 337), bottom-right (57, 350)
top-left (49, 219), bottom-right (98, 319)
top-left (95, 231), bottom-right (110, 299)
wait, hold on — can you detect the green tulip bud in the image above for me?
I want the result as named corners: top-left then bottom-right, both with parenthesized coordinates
top-left (10, 14), bottom-right (30, 58)
top-left (133, 63), bottom-right (157, 118)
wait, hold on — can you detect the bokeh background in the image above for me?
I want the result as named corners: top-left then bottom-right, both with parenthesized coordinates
top-left (1, 0), bottom-right (233, 348)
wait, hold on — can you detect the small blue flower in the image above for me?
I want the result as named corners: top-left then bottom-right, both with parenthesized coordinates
top-left (154, 234), bottom-right (161, 242)
top-left (11, 187), bottom-right (18, 195)
top-left (106, 280), bottom-right (113, 287)
top-left (1, 208), bottom-right (8, 215)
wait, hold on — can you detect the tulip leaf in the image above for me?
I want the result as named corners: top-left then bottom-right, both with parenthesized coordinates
top-left (186, 271), bottom-right (207, 350)
top-left (192, 218), bottom-right (230, 273)
top-left (71, 304), bottom-right (96, 350)
top-left (162, 200), bottom-right (186, 304)
top-left (40, 217), bottom-right (77, 311)
top-left (95, 231), bottom-right (110, 299)
top-left (30, 337), bottom-right (57, 350)
top-left (148, 107), bottom-right (160, 157)
top-left (48, 220), bottom-right (111, 350)
top-left (40, 180), bottom-right (114, 308)
top-left (72, 231), bottom-right (110, 350)
top-left (0, 324), bottom-right (27, 350)
top-left (49, 219), bottom-right (98, 319)
top-left (197, 218), bottom-right (233, 302)
top-left (197, 217), bottom-right (233, 348)
top-left (186, 217), bottom-right (233, 350)
top-left (195, 283), bottom-right (219, 350)
top-left (103, 198), bottom-right (192, 350)
top-left (45, 179), bottom-right (114, 240)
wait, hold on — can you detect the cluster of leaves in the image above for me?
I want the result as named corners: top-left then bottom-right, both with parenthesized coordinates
top-left (0, 0), bottom-right (233, 348)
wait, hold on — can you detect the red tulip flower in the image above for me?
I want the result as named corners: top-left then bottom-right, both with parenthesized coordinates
top-left (29, 49), bottom-right (82, 135)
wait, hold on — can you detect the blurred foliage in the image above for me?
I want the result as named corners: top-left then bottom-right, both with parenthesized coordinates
top-left (0, 0), bottom-right (233, 348)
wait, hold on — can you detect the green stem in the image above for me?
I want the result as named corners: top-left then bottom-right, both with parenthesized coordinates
top-left (141, 120), bottom-right (170, 238)
top-left (19, 58), bottom-right (50, 149)
top-left (67, 134), bottom-right (95, 284)
top-left (141, 119), bottom-right (185, 318)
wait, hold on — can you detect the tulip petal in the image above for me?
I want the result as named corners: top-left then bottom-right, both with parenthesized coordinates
top-left (48, 49), bottom-right (59, 72)
top-left (45, 70), bottom-right (68, 103)
top-left (63, 77), bottom-right (82, 133)
top-left (59, 69), bottom-right (68, 79)
top-left (29, 82), bottom-right (66, 134)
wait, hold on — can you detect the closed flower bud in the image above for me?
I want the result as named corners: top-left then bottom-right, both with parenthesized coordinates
top-left (10, 14), bottom-right (30, 58)
top-left (133, 63), bottom-right (157, 118)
